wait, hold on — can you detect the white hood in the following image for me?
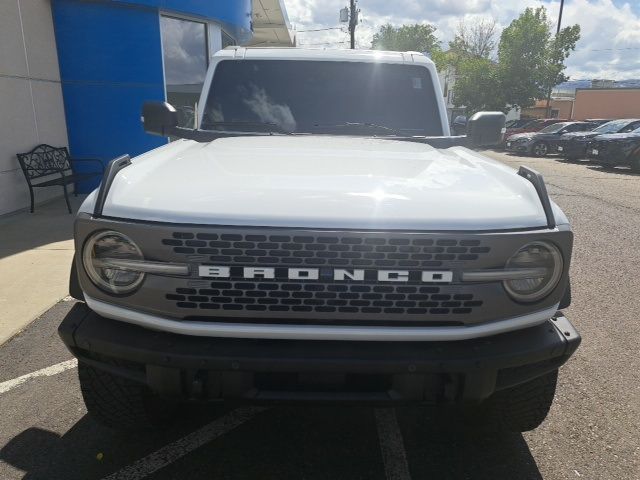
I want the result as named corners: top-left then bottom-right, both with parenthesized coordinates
top-left (85, 136), bottom-right (561, 230)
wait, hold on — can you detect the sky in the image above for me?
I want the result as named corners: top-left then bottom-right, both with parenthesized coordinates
top-left (284, 0), bottom-right (640, 80)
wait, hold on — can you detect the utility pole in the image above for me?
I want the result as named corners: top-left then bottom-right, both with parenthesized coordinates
top-left (340, 1), bottom-right (358, 49)
top-left (349, 0), bottom-right (357, 49)
top-left (556, 0), bottom-right (565, 35)
top-left (546, 0), bottom-right (566, 117)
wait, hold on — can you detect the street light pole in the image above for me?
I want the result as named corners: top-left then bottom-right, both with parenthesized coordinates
top-left (557, 0), bottom-right (565, 35)
top-left (349, 0), bottom-right (357, 49)
top-left (546, 0), bottom-right (566, 117)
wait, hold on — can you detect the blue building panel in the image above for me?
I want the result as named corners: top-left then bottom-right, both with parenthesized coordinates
top-left (62, 83), bottom-right (166, 192)
top-left (51, 0), bottom-right (251, 192)
top-left (52, 1), bottom-right (164, 84)
top-left (110, 0), bottom-right (252, 40)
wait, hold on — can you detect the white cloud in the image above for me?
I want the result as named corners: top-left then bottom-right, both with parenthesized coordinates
top-left (285, 0), bottom-right (640, 79)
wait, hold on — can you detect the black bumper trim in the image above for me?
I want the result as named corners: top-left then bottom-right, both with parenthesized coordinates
top-left (59, 303), bottom-right (581, 402)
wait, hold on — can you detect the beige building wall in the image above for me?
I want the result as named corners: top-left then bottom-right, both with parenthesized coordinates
top-left (0, 0), bottom-right (69, 216)
top-left (521, 99), bottom-right (574, 119)
top-left (573, 89), bottom-right (640, 120)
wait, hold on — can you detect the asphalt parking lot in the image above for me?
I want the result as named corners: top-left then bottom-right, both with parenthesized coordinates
top-left (1, 150), bottom-right (639, 480)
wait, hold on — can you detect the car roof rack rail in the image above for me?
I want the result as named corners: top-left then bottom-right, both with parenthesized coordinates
top-left (518, 166), bottom-right (556, 229)
top-left (93, 154), bottom-right (131, 217)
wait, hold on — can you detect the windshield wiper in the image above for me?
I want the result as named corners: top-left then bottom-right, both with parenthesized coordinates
top-left (201, 121), bottom-right (291, 134)
top-left (311, 122), bottom-right (408, 136)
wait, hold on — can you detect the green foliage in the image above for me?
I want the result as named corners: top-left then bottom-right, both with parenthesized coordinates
top-left (543, 24), bottom-right (581, 95)
top-left (496, 7), bottom-right (553, 109)
top-left (496, 7), bottom-right (580, 110)
top-left (451, 7), bottom-right (580, 114)
top-left (451, 57), bottom-right (507, 114)
top-left (371, 7), bottom-right (580, 116)
top-left (371, 23), bottom-right (441, 56)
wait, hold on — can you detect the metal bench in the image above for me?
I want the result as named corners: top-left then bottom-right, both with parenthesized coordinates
top-left (17, 144), bottom-right (104, 213)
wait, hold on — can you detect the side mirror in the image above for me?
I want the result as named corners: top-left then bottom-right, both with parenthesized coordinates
top-left (466, 111), bottom-right (506, 147)
top-left (141, 102), bottom-right (178, 136)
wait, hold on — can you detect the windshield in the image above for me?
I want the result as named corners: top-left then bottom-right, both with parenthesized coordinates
top-left (594, 120), bottom-right (634, 134)
top-left (539, 122), bottom-right (569, 133)
top-left (507, 119), bottom-right (533, 128)
top-left (202, 60), bottom-right (443, 136)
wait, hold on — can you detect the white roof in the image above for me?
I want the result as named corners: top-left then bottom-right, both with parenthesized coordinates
top-left (247, 0), bottom-right (295, 47)
top-left (215, 47), bottom-right (434, 65)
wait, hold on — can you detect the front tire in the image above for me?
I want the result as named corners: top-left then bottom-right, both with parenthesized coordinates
top-left (79, 362), bottom-right (176, 430)
top-left (532, 142), bottom-right (549, 157)
top-left (476, 370), bottom-right (558, 432)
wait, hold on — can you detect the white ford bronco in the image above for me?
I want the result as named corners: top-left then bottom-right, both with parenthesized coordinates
top-left (59, 47), bottom-right (580, 432)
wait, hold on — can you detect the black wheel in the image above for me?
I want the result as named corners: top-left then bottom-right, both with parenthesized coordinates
top-left (631, 156), bottom-right (640, 173)
top-left (78, 362), bottom-right (176, 430)
top-left (532, 142), bottom-right (549, 157)
top-left (475, 370), bottom-right (558, 432)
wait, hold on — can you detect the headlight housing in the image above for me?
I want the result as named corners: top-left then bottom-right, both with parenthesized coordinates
top-left (82, 230), bottom-right (145, 294)
top-left (504, 241), bottom-right (563, 303)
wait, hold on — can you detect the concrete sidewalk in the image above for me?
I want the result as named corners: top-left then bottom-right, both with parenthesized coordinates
top-left (0, 196), bottom-right (85, 345)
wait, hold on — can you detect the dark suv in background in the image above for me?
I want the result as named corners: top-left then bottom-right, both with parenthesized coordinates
top-left (587, 126), bottom-right (640, 171)
top-left (504, 118), bottom-right (567, 144)
top-left (506, 121), bottom-right (598, 157)
top-left (557, 119), bottom-right (640, 161)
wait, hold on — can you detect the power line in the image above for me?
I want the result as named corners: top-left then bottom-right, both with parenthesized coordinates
top-left (588, 47), bottom-right (640, 52)
top-left (298, 41), bottom-right (349, 46)
top-left (297, 27), bottom-right (344, 33)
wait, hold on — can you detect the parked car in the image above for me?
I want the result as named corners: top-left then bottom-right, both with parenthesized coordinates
top-left (504, 118), bottom-right (568, 142)
top-left (584, 119), bottom-right (613, 125)
top-left (451, 115), bottom-right (468, 136)
top-left (556, 119), bottom-right (640, 161)
top-left (506, 121), bottom-right (598, 157)
top-left (505, 118), bottom-right (534, 132)
top-left (587, 126), bottom-right (640, 171)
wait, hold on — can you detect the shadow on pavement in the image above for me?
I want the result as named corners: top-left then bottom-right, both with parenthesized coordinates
top-left (0, 195), bottom-right (85, 261)
top-left (397, 406), bottom-right (542, 480)
top-left (585, 165), bottom-right (640, 176)
top-left (1, 405), bottom-right (542, 480)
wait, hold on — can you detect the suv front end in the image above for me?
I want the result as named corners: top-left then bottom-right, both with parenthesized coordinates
top-left (58, 48), bottom-right (580, 433)
top-left (61, 206), bottom-right (578, 430)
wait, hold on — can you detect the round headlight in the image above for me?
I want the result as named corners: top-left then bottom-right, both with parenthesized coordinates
top-left (82, 231), bottom-right (144, 294)
top-left (504, 241), bottom-right (563, 303)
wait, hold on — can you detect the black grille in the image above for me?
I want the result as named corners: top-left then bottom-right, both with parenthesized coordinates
top-left (166, 281), bottom-right (483, 316)
top-left (162, 232), bottom-right (491, 268)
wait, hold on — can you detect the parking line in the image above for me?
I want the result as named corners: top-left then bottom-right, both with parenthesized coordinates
top-left (0, 358), bottom-right (78, 394)
top-left (102, 407), bottom-right (267, 480)
top-left (375, 408), bottom-right (412, 480)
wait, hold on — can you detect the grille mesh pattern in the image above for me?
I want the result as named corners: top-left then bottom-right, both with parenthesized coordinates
top-left (162, 232), bottom-right (491, 268)
top-left (166, 281), bottom-right (483, 316)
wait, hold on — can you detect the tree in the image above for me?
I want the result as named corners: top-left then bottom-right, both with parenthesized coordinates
top-left (446, 17), bottom-right (501, 114)
top-left (371, 23), bottom-right (441, 57)
top-left (448, 18), bottom-right (497, 60)
top-left (542, 24), bottom-right (581, 114)
top-left (497, 7), bottom-right (580, 110)
top-left (451, 57), bottom-right (506, 114)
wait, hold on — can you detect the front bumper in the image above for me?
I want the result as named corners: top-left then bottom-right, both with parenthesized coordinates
top-left (587, 144), bottom-right (631, 166)
top-left (505, 141), bottom-right (531, 153)
top-left (59, 302), bottom-right (581, 403)
top-left (556, 141), bottom-right (588, 158)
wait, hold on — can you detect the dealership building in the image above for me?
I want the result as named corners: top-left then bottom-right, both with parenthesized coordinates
top-left (0, 0), bottom-right (294, 216)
